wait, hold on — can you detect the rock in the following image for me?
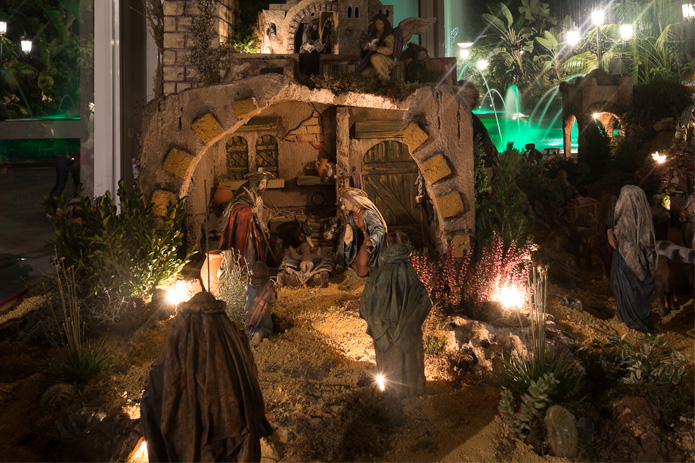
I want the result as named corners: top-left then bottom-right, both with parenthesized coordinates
top-left (545, 405), bottom-right (578, 458)
top-left (558, 296), bottom-right (583, 311)
top-left (276, 426), bottom-right (297, 443)
top-left (576, 416), bottom-right (596, 435)
top-left (611, 396), bottom-right (681, 462)
top-left (69, 411), bottom-right (141, 462)
top-left (40, 383), bottom-right (76, 412)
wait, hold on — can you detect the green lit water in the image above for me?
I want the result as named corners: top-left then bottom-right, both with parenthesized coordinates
top-left (474, 109), bottom-right (579, 153)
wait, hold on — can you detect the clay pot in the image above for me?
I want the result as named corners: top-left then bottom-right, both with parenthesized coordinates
top-left (213, 185), bottom-right (233, 205)
top-left (200, 250), bottom-right (224, 295)
top-left (315, 158), bottom-right (328, 177)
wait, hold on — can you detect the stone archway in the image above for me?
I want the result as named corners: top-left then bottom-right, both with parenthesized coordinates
top-left (138, 74), bottom-right (475, 255)
top-left (283, 1), bottom-right (338, 53)
top-left (560, 69), bottom-right (632, 161)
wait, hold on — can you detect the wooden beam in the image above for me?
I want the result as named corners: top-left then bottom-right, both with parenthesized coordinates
top-left (234, 117), bottom-right (280, 133)
top-left (354, 120), bottom-right (404, 139)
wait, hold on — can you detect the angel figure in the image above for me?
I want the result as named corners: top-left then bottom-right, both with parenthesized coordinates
top-left (356, 15), bottom-right (436, 82)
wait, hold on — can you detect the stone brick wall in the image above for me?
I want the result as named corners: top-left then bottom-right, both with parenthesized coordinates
top-left (162, 0), bottom-right (239, 95)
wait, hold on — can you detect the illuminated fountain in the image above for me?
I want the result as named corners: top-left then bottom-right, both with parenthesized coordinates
top-left (476, 83), bottom-right (580, 155)
top-left (458, 62), bottom-right (582, 154)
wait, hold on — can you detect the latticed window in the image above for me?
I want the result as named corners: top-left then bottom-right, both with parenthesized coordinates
top-left (226, 136), bottom-right (248, 180)
top-left (255, 135), bottom-right (279, 176)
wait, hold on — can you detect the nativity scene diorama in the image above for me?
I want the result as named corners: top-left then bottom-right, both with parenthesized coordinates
top-left (6, 0), bottom-right (695, 461)
top-left (140, 0), bottom-right (474, 293)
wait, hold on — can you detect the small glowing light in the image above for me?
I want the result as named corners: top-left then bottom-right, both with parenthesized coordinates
top-left (651, 152), bottom-right (666, 164)
top-left (592, 10), bottom-right (605, 26)
top-left (459, 48), bottom-right (470, 60)
top-left (566, 29), bottom-right (581, 46)
top-left (165, 280), bottom-right (188, 306)
top-left (20, 39), bottom-right (32, 53)
top-left (375, 374), bottom-right (386, 391)
top-left (683, 3), bottom-right (695, 20)
top-left (476, 59), bottom-right (489, 70)
top-left (619, 24), bottom-right (633, 39)
top-left (592, 112), bottom-right (600, 119)
top-left (128, 438), bottom-right (148, 462)
top-left (493, 284), bottom-right (526, 310)
top-left (0, 21), bottom-right (7, 36)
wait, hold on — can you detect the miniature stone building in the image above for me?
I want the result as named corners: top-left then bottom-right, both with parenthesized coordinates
top-left (560, 69), bottom-right (632, 161)
top-left (259, 0), bottom-right (394, 55)
top-left (137, 74), bottom-right (475, 256)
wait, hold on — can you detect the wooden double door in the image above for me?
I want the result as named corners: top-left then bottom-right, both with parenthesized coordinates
top-left (363, 141), bottom-right (421, 245)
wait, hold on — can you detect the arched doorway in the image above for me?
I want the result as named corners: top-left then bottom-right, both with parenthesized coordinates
top-left (363, 141), bottom-right (421, 243)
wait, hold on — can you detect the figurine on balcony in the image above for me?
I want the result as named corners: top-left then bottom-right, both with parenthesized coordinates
top-left (357, 14), bottom-right (398, 83)
top-left (300, 20), bottom-right (323, 54)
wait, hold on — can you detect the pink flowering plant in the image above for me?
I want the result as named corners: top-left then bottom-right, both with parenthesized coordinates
top-left (411, 232), bottom-right (534, 313)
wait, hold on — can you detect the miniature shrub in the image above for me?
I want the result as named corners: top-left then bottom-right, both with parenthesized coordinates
top-left (425, 335), bottom-right (448, 355)
top-left (217, 255), bottom-right (249, 328)
top-left (497, 349), bottom-right (581, 402)
top-left (580, 121), bottom-right (611, 178)
top-left (338, 388), bottom-right (404, 460)
top-left (611, 135), bottom-right (642, 173)
top-left (473, 135), bottom-right (492, 210)
top-left (631, 77), bottom-right (693, 124)
top-left (229, 32), bottom-right (259, 53)
top-left (411, 233), bottom-right (532, 313)
top-left (498, 372), bottom-right (559, 439)
top-left (476, 148), bottom-right (531, 246)
top-left (47, 180), bottom-right (190, 299)
top-left (591, 335), bottom-right (687, 386)
top-left (43, 341), bottom-right (112, 384)
top-left (41, 259), bottom-right (110, 384)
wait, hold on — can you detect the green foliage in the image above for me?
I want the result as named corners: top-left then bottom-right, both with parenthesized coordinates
top-left (498, 372), bottom-right (559, 438)
top-left (0, 0), bottom-right (80, 119)
top-left (425, 335), bottom-right (448, 355)
top-left (42, 341), bottom-right (111, 384)
top-left (476, 148), bottom-right (530, 246)
top-left (481, 3), bottom-right (534, 84)
top-left (631, 77), bottom-right (693, 124)
top-left (190, 0), bottom-right (231, 86)
top-left (591, 335), bottom-right (687, 386)
top-left (41, 258), bottom-right (110, 384)
top-left (229, 32), bottom-right (260, 53)
top-left (497, 348), bottom-right (581, 402)
top-left (473, 135), bottom-right (492, 210)
top-left (144, 0), bottom-right (165, 98)
top-left (47, 180), bottom-right (191, 300)
top-left (611, 135), bottom-right (642, 173)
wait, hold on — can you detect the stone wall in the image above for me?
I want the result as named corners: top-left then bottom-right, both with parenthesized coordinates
top-left (162, 0), bottom-right (239, 95)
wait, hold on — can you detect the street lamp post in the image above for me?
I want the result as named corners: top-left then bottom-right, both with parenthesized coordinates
top-left (592, 9), bottom-right (605, 69)
top-left (566, 29), bottom-right (581, 46)
top-left (20, 39), bottom-right (32, 54)
top-left (683, 3), bottom-right (695, 20)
